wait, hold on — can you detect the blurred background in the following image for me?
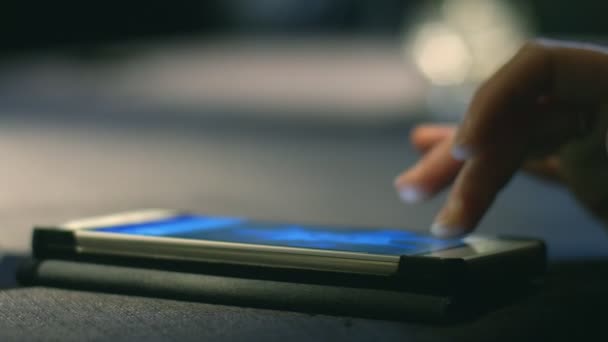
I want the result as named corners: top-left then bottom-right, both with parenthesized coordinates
top-left (1, 0), bottom-right (606, 122)
top-left (1, 0), bottom-right (608, 259)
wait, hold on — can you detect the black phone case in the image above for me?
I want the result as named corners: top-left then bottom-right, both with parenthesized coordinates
top-left (17, 258), bottom-right (539, 323)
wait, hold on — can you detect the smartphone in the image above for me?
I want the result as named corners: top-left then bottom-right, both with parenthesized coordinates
top-left (32, 209), bottom-right (545, 290)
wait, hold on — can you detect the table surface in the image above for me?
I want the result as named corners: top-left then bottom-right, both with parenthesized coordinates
top-left (1, 111), bottom-right (608, 341)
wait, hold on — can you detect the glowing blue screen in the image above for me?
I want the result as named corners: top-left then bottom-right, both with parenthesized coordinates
top-left (94, 215), bottom-right (463, 255)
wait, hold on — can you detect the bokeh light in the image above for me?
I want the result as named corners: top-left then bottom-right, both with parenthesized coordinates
top-left (403, 0), bottom-right (533, 119)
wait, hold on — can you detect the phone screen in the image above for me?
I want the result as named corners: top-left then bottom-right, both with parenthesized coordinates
top-left (92, 214), bottom-right (464, 256)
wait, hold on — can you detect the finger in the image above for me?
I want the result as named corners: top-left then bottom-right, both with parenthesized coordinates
top-left (434, 40), bottom-right (608, 236)
top-left (431, 120), bottom-right (533, 237)
top-left (410, 124), bottom-right (457, 153)
top-left (394, 135), bottom-right (464, 203)
top-left (523, 156), bottom-right (563, 183)
top-left (454, 40), bottom-right (608, 160)
top-left (433, 101), bottom-right (577, 237)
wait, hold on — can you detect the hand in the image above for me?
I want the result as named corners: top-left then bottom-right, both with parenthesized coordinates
top-left (394, 40), bottom-right (608, 238)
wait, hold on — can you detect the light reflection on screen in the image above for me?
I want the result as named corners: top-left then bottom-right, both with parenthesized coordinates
top-left (94, 215), bottom-right (464, 255)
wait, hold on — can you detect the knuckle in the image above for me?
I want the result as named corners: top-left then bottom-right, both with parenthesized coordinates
top-left (520, 40), bottom-right (544, 53)
top-left (473, 39), bottom-right (551, 101)
top-left (519, 39), bottom-right (552, 63)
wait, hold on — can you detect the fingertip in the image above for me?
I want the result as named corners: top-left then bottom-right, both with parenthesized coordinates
top-left (410, 124), bottom-right (457, 152)
top-left (397, 185), bottom-right (430, 204)
top-left (430, 222), bottom-right (468, 239)
top-left (394, 171), bottom-right (431, 204)
top-left (451, 145), bottom-right (474, 161)
top-left (409, 126), bottom-right (430, 149)
top-left (430, 195), bottom-right (474, 238)
top-left (393, 172), bottom-right (407, 188)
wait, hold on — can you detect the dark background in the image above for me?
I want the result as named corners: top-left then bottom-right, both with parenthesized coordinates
top-left (1, 0), bottom-right (606, 55)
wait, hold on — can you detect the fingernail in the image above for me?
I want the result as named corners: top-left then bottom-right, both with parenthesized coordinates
top-left (397, 186), bottom-right (430, 204)
top-left (430, 222), bottom-right (467, 238)
top-left (451, 145), bottom-right (474, 161)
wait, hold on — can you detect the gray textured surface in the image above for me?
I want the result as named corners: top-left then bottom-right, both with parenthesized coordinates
top-left (2, 261), bottom-right (608, 342)
top-left (0, 287), bottom-right (413, 342)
